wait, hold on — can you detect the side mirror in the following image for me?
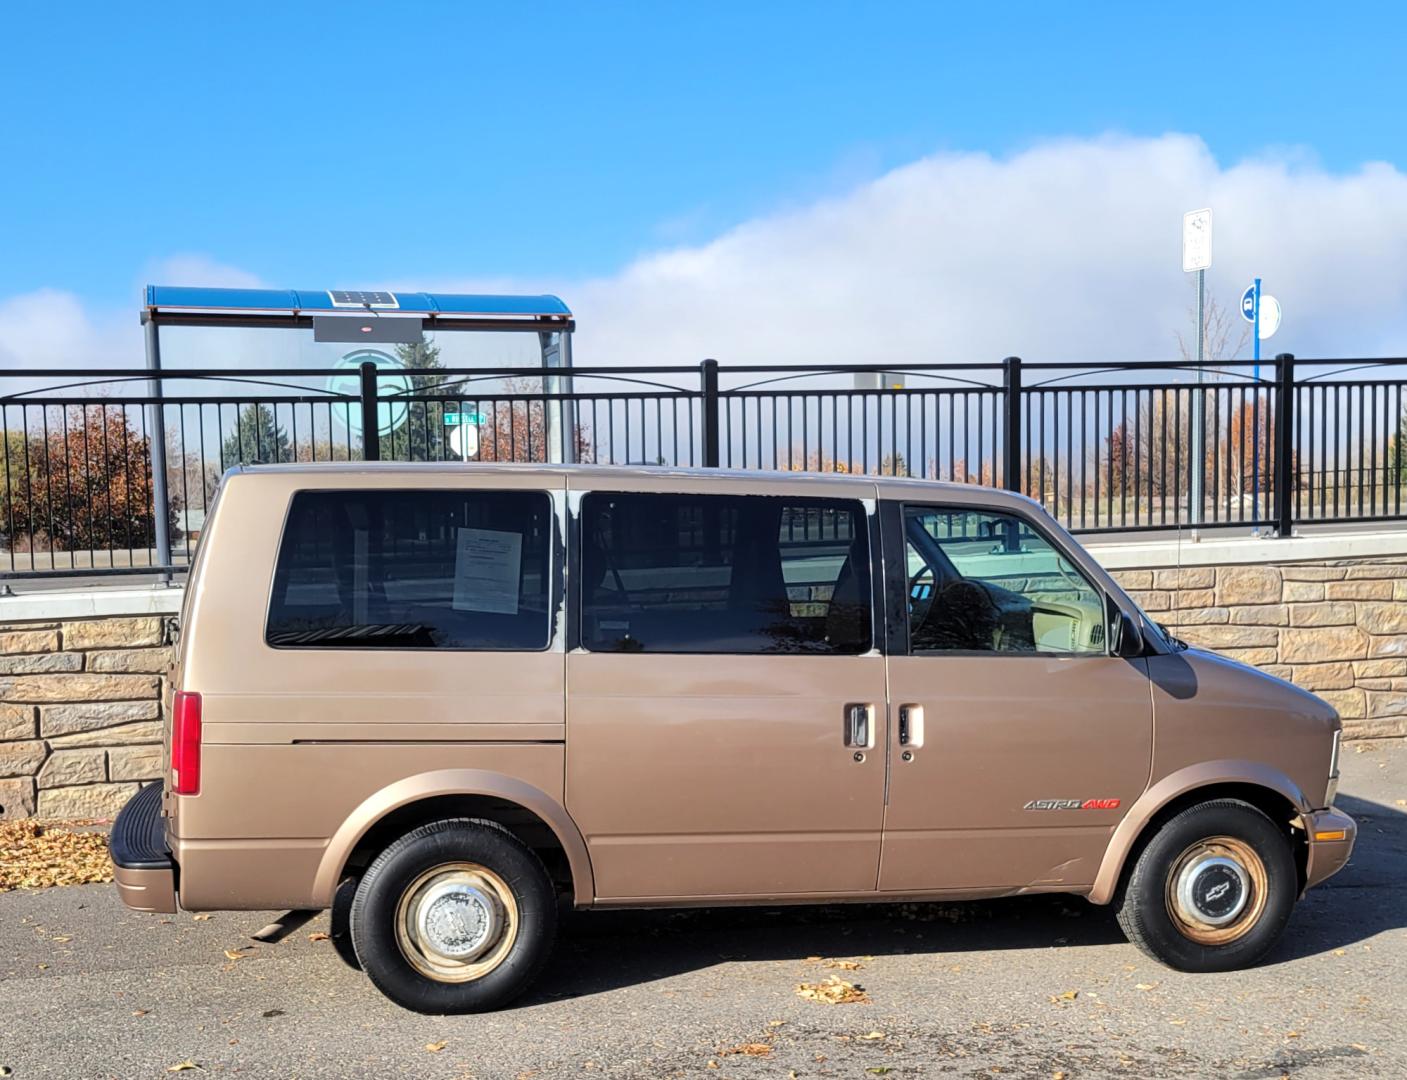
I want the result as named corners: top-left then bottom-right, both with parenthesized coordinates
top-left (1109, 609), bottom-right (1144, 658)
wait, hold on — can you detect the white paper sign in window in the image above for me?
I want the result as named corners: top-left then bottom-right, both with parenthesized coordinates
top-left (452, 528), bottom-right (522, 614)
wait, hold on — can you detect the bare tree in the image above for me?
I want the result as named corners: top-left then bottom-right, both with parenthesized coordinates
top-left (1175, 288), bottom-right (1252, 368)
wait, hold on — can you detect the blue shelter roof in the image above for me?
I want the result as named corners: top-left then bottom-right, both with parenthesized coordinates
top-left (145, 285), bottom-right (571, 318)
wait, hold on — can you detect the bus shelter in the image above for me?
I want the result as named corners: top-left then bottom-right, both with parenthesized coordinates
top-left (141, 285), bottom-right (576, 572)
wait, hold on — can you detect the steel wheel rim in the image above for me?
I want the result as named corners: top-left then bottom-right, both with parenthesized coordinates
top-left (1165, 835), bottom-right (1268, 946)
top-left (393, 862), bottom-right (519, 983)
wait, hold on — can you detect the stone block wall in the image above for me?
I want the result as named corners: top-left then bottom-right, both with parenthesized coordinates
top-left (0, 616), bottom-right (171, 820)
top-left (1109, 557), bottom-right (1407, 740)
top-left (2, 549), bottom-right (1407, 819)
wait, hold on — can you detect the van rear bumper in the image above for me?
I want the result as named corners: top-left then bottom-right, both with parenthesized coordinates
top-left (110, 783), bottom-right (178, 914)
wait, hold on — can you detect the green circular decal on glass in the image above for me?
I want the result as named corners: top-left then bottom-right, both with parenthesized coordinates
top-left (327, 350), bottom-right (412, 438)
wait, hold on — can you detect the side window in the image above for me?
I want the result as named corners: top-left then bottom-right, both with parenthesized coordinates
top-left (266, 489), bottom-right (554, 650)
top-left (581, 492), bottom-right (872, 654)
top-left (903, 505), bottom-right (1106, 656)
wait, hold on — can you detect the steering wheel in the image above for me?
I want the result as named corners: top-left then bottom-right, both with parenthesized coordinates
top-left (907, 562), bottom-right (937, 636)
top-left (1051, 556), bottom-right (1086, 596)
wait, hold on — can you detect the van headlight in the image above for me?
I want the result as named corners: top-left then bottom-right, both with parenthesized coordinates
top-left (1325, 729), bottom-right (1341, 807)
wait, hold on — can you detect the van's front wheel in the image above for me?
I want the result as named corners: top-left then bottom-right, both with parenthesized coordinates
top-left (349, 818), bottom-right (557, 1013)
top-left (1115, 799), bottom-right (1296, 973)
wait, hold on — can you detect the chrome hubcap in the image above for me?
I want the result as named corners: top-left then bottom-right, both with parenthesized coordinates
top-left (394, 863), bottom-right (519, 983)
top-left (1173, 854), bottom-right (1249, 927)
top-left (416, 880), bottom-right (500, 962)
top-left (1164, 835), bottom-right (1268, 946)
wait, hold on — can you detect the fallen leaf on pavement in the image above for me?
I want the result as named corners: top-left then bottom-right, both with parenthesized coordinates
top-left (797, 977), bottom-right (869, 1005)
top-left (132, 1009), bottom-right (150, 1017)
top-left (0, 821), bottom-right (113, 891)
top-left (308, 931), bottom-right (330, 942)
top-left (824, 959), bottom-right (863, 971)
top-left (1050, 990), bottom-right (1079, 1003)
top-left (857, 1032), bottom-right (886, 1041)
top-left (223, 948), bottom-right (251, 961)
top-left (192, 914), bottom-right (212, 922)
top-left (167, 1063), bottom-right (200, 1073)
top-left (720, 1043), bottom-right (772, 1057)
top-left (426, 1042), bottom-right (448, 1053)
top-left (1135, 983), bottom-right (1158, 991)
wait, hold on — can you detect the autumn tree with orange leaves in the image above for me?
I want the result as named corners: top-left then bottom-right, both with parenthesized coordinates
top-left (2, 406), bottom-right (174, 552)
top-left (474, 378), bottom-right (594, 464)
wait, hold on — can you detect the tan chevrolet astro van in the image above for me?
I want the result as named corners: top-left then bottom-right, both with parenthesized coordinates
top-left (111, 463), bottom-right (1356, 1013)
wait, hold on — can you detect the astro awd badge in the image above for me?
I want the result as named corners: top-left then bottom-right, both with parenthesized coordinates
top-left (1023, 798), bottom-right (1121, 811)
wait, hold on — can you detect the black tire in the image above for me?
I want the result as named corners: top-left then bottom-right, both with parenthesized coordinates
top-left (1115, 798), bottom-right (1296, 973)
top-left (328, 875), bottom-right (362, 970)
top-left (349, 818), bottom-right (557, 1013)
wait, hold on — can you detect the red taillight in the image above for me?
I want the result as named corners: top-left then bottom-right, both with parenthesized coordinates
top-left (171, 691), bottom-right (202, 796)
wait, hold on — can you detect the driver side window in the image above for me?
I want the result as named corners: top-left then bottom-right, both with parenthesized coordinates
top-left (903, 506), bottom-right (1107, 656)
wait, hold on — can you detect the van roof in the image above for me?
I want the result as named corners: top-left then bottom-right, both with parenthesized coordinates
top-left (233, 461), bottom-right (1035, 506)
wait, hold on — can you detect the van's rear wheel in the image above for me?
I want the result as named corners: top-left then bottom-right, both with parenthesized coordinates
top-left (1115, 799), bottom-right (1296, 972)
top-left (349, 818), bottom-right (557, 1013)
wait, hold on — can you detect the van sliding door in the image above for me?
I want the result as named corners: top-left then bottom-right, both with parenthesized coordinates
top-left (565, 479), bottom-right (887, 902)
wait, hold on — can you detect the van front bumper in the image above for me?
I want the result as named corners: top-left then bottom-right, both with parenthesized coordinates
top-left (1303, 806), bottom-right (1357, 892)
top-left (110, 782), bottom-right (178, 914)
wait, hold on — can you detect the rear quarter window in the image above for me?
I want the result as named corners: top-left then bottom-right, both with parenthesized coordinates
top-left (580, 491), bottom-right (872, 654)
top-left (266, 489), bottom-right (554, 650)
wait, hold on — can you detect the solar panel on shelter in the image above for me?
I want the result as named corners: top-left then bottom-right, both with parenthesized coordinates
top-left (328, 290), bottom-right (399, 309)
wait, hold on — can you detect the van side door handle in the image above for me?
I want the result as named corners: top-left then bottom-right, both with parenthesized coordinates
top-left (898, 703), bottom-right (924, 748)
top-left (843, 703), bottom-right (874, 749)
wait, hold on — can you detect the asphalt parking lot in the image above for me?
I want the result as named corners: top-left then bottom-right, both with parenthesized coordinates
top-left (2, 741), bottom-right (1404, 1080)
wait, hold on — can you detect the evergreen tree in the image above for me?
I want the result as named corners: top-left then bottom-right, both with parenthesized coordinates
top-left (221, 404), bottom-right (292, 467)
top-left (1391, 407), bottom-right (1407, 487)
top-left (383, 339), bottom-right (450, 461)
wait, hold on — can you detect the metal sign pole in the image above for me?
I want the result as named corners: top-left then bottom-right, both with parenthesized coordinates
top-left (1182, 208), bottom-right (1212, 537)
top-left (1190, 267), bottom-right (1205, 533)
top-left (1253, 277), bottom-right (1262, 523)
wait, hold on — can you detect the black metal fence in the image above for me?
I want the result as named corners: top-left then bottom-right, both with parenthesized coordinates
top-left (3, 356), bottom-right (1406, 578)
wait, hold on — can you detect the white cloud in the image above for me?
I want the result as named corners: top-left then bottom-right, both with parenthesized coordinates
top-left (0, 289), bottom-right (137, 371)
top-left (4, 135), bottom-right (1407, 381)
top-left (142, 254), bottom-right (265, 291)
top-left (0, 255), bottom-right (265, 377)
top-left (563, 134), bottom-right (1407, 368)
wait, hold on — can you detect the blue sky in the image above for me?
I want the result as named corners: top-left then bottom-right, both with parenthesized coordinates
top-left (2, 1), bottom-right (1405, 310)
